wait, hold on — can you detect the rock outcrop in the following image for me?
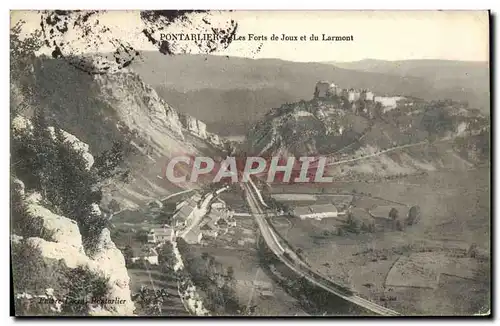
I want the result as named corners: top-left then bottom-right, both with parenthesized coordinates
top-left (12, 179), bottom-right (135, 316)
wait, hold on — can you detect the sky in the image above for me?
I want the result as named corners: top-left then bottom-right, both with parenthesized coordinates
top-left (11, 10), bottom-right (489, 63)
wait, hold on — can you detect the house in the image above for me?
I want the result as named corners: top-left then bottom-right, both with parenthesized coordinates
top-left (327, 83), bottom-right (342, 97)
top-left (175, 201), bottom-right (195, 220)
top-left (131, 248), bottom-right (159, 265)
top-left (260, 290), bottom-right (275, 298)
top-left (293, 204), bottom-right (344, 220)
top-left (211, 199), bottom-right (226, 210)
top-left (147, 225), bottom-right (173, 244)
top-left (183, 230), bottom-right (203, 244)
top-left (374, 96), bottom-right (406, 110)
top-left (347, 88), bottom-right (361, 102)
top-left (363, 90), bottom-right (375, 101)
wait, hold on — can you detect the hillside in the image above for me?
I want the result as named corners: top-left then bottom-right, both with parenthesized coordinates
top-left (131, 53), bottom-right (432, 134)
top-left (245, 81), bottom-right (490, 181)
top-left (13, 56), bottom-right (225, 211)
top-left (132, 54), bottom-right (488, 136)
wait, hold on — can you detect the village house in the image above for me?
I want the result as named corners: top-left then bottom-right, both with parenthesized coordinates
top-left (131, 247), bottom-right (159, 265)
top-left (293, 204), bottom-right (345, 220)
top-left (211, 198), bottom-right (226, 210)
top-left (147, 225), bottom-right (173, 244)
top-left (183, 230), bottom-right (203, 244)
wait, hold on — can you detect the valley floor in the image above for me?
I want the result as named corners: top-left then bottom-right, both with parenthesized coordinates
top-left (270, 168), bottom-right (490, 315)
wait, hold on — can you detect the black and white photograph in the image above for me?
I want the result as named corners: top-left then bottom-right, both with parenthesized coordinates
top-left (9, 10), bottom-right (491, 317)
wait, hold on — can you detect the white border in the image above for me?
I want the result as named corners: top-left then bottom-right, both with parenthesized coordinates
top-left (2, 2), bottom-right (497, 326)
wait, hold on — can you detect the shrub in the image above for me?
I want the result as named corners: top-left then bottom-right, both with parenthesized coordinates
top-left (407, 205), bottom-right (421, 226)
top-left (61, 266), bottom-right (111, 315)
top-left (11, 109), bottom-right (122, 252)
top-left (389, 207), bottom-right (399, 221)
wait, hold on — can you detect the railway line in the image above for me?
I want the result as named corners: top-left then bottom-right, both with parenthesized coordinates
top-left (242, 179), bottom-right (400, 316)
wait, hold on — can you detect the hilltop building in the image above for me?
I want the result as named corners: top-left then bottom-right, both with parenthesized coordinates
top-left (374, 96), bottom-right (406, 110)
top-left (314, 81), bottom-right (331, 98)
top-left (347, 88), bottom-right (361, 102)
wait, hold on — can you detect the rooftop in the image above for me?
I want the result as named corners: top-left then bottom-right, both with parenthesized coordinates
top-left (293, 204), bottom-right (338, 216)
top-left (149, 227), bottom-right (173, 237)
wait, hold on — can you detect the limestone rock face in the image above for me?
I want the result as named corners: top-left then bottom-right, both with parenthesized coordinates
top-left (89, 228), bottom-right (135, 316)
top-left (25, 199), bottom-right (84, 253)
top-left (12, 179), bottom-right (135, 316)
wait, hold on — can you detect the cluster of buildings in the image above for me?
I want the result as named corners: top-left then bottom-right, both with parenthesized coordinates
top-left (314, 81), bottom-right (406, 110)
top-left (146, 196), bottom-right (235, 246)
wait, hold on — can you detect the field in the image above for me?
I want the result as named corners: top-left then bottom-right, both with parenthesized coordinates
top-left (128, 267), bottom-right (189, 316)
top-left (270, 168), bottom-right (490, 315)
top-left (183, 242), bottom-right (307, 316)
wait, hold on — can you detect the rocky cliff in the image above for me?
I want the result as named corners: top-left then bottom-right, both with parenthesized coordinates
top-left (11, 125), bottom-right (135, 316)
top-left (14, 57), bottom-right (226, 211)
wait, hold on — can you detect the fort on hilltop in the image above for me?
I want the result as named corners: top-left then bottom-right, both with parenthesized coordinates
top-left (313, 81), bottom-right (406, 111)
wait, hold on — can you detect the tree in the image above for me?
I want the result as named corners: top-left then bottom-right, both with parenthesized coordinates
top-left (407, 205), bottom-right (421, 226)
top-left (201, 252), bottom-right (209, 260)
top-left (135, 230), bottom-right (149, 243)
top-left (62, 266), bottom-right (111, 315)
top-left (395, 219), bottom-right (404, 231)
top-left (226, 266), bottom-right (234, 280)
top-left (108, 199), bottom-right (121, 213)
top-left (123, 245), bottom-right (135, 267)
top-left (467, 243), bottom-right (478, 258)
top-left (389, 208), bottom-right (399, 221)
top-left (10, 20), bottom-right (43, 85)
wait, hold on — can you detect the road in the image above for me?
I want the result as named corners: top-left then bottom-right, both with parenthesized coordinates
top-left (242, 179), bottom-right (400, 316)
top-left (326, 140), bottom-right (429, 167)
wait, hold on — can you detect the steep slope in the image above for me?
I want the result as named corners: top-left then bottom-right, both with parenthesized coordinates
top-left (13, 56), bottom-right (225, 211)
top-left (11, 124), bottom-right (134, 316)
top-left (131, 53), bottom-right (433, 134)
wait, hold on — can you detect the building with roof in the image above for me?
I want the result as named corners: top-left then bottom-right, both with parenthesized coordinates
top-left (147, 225), bottom-right (173, 244)
top-left (348, 89), bottom-right (361, 102)
top-left (293, 204), bottom-right (344, 220)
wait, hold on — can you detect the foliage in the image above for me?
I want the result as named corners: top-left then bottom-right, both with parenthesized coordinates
top-left (133, 286), bottom-right (168, 316)
top-left (10, 20), bottom-right (43, 86)
top-left (158, 242), bottom-right (177, 272)
top-left (11, 240), bottom-right (63, 295)
top-left (122, 245), bottom-right (135, 267)
top-left (93, 141), bottom-right (131, 182)
top-left (177, 239), bottom-right (242, 315)
top-left (10, 107), bottom-right (131, 251)
top-left (420, 103), bottom-right (455, 138)
top-left (61, 266), bottom-right (111, 315)
top-left (389, 207), bottom-right (399, 221)
top-left (11, 178), bottom-right (56, 241)
top-left (135, 229), bottom-right (149, 244)
top-left (406, 205), bottom-right (421, 226)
